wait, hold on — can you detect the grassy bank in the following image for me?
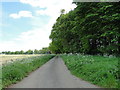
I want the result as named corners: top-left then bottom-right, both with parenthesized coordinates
top-left (2, 54), bottom-right (55, 88)
top-left (61, 54), bottom-right (119, 88)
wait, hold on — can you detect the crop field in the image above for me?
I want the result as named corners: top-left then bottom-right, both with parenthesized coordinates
top-left (61, 54), bottom-right (119, 88)
top-left (0, 54), bottom-right (44, 64)
top-left (1, 54), bottom-right (55, 89)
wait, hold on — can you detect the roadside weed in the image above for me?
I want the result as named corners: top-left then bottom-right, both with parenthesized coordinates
top-left (61, 54), bottom-right (119, 88)
top-left (2, 55), bottom-right (55, 88)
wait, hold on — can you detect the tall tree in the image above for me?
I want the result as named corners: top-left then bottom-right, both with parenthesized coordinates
top-left (49, 2), bottom-right (120, 56)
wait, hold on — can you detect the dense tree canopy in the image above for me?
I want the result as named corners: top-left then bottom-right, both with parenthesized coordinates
top-left (49, 2), bottom-right (120, 56)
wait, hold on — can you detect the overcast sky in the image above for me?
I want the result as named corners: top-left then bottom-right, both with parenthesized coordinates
top-left (0, 0), bottom-right (76, 52)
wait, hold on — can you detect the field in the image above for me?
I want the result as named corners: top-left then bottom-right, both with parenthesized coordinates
top-left (0, 54), bottom-right (44, 64)
top-left (61, 54), bottom-right (119, 88)
top-left (1, 54), bottom-right (55, 89)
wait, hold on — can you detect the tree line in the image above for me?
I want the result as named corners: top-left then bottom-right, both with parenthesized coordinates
top-left (49, 2), bottom-right (120, 56)
top-left (1, 47), bottom-right (51, 54)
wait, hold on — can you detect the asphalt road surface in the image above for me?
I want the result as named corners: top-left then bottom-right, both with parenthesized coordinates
top-left (8, 56), bottom-right (100, 88)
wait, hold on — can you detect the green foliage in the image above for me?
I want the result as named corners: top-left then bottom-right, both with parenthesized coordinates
top-left (2, 55), bottom-right (55, 88)
top-left (40, 47), bottom-right (51, 54)
top-left (0, 65), bottom-right (2, 90)
top-left (34, 49), bottom-right (40, 54)
top-left (49, 2), bottom-right (120, 56)
top-left (2, 47), bottom-right (51, 55)
top-left (61, 54), bottom-right (119, 88)
top-left (25, 49), bottom-right (33, 54)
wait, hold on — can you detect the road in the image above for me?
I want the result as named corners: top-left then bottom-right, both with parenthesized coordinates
top-left (8, 56), bottom-right (100, 88)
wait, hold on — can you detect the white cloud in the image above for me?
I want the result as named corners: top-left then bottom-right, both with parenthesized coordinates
top-left (20, 0), bottom-right (56, 8)
top-left (20, 0), bottom-right (76, 17)
top-left (1, 0), bottom-right (76, 52)
top-left (9, 11), bottom-right (33, 19)
top-left (21, 0), bottom-right (77, 32)
top-left (15, 28), bottom-right (51, 50)
top-left (0, 27), bottom-right (51, 52)
top-left (0, 41), bottom-right (18, 52)
top-left (36, 10), bottom-right (47, 16)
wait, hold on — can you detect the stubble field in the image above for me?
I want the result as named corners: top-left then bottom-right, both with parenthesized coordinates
top-left (0, 54), bottom-right (44, 64)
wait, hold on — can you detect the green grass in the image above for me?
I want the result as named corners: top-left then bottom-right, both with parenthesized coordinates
top-left (61, 54), bottom-right (119, 88)
top-left (2, 54), bottom-right (55, 88)
top-left (0, 65), bottom-right (2, 90)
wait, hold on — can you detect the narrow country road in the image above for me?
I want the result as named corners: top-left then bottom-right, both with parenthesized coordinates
top-left (8, 56), bottom-right (101, 88)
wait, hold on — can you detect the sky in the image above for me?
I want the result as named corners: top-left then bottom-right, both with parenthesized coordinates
top-left (0, 0), bottom-right (76, 52)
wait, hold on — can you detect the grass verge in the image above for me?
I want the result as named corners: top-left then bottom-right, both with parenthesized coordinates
top-left (2, 54), bottom-right (55, 89)
top-left (61, 54), bottom-right (119, 88)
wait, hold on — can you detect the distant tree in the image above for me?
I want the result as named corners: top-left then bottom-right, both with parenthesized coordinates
top-left (6, 51), bottom-right (11, 54)
top-left (19, 50), bottom-right (24, 54)
top-left (14, 51), bottom-right (20, 54)
top-left (2, 52), bottom-right (6, 54)
top-left (10, 52), bottom-right (15, 54)
top-left (26, 50), bottom-right (33, 54)
top-left (40, 47), bottom-right (50, 54)
top-left (60, 9), bottom-right (65, 14)
top-left (34, 49), bottom-right (39, 54)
